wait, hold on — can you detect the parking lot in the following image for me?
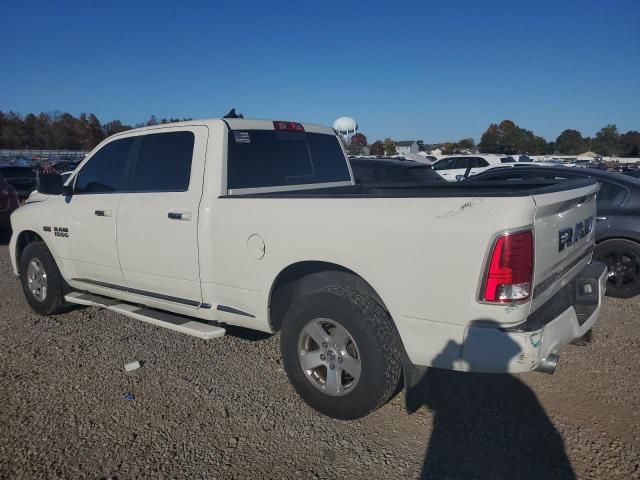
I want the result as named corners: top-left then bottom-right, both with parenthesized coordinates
top-left (0, 240), bottom-right (638, 479)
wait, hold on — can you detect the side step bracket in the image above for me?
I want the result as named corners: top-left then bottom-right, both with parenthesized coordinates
top-left (65, 292), bottom-right (226, 340)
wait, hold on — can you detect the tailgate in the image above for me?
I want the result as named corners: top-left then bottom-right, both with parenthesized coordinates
top-left (530, 180), bottom-right (599, 311)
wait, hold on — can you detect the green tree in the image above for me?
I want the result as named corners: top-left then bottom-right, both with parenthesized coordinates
top-left (457, 138), bottom-right (476, 152)
top-left (347, 133), bottom-right (368, 155)
top-left (351, 132), bottom-right (367, 147)
top-left (619, 131), bottom-right (640, 157)
top-left (51, 113), bottom-right (82, 149)
top-left (555, 129), bottom-right (588, 155)
top-left (369, 140), bottom-right (384, 156)
top-left (478, 120), bottom-right (549, 154)
top-left (592, 124), bottom-right (621, 156)
top-left (478, 123), bottom-right (500, 153)
top-left (22, 113), bottom-right (38, 148)
top-left (0, 111), bottom-right (27, 148)
top-left (84, 113), bottom-right (105, 149)
top-left (104, 120), bottom-right (132, 137)
top-left (383, 138), bottom-right (396, 155)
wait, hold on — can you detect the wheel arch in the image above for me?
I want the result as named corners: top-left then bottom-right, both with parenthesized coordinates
top-left (596, 235), bottom-right (640, 245)
top-left (268, 261), bottom-right (389, 332)
top-left (14, 229), bottom-right (46, 274)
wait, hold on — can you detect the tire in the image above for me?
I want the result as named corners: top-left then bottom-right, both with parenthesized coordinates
top-left (594, 239), bottom-right (640, 298)
top-left (280, 285), bottom-right (402, 420)
top-left (19, 241), bottom-right (71, 315)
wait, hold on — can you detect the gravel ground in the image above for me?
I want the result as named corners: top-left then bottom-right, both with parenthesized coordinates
top-left (0, 242), bottom-right (639, 479)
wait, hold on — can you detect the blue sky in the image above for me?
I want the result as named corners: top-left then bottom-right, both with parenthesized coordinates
top-left (1, 0), bottom-right (638, 142)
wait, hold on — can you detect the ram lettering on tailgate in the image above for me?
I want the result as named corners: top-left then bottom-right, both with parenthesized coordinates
top-left (558, 216), bottom-right (593, 252)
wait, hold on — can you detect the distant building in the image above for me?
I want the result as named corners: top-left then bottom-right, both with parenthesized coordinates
top-left (395, 141), bottom-right (419, 155)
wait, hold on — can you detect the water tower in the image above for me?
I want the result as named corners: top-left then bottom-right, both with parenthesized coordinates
top-left (333, 116), bottom-right (358, 141)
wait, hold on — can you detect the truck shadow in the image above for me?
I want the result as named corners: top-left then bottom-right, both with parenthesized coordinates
top-left (223, 324), bottom-right (273, 342)
top-left (405, 326), bottom-right (576, 480)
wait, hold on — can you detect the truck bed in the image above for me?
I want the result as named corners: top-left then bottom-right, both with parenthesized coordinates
top-left (223, 178), bottom-right (597, 198)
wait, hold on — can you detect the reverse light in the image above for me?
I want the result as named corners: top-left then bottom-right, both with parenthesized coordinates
top-left (482, 229), bottom-right (533, 303)
top-left (273, 121), bottom-right (305, 132)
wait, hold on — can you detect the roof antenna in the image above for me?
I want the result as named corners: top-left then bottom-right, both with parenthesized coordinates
top-left (224, 108), bottom-right (244, 119)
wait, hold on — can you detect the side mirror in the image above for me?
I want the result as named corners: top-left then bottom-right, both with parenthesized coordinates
top-left (36, 173), bottom-right (64, 195)
top-left (455, 175), bottom-right (465, 181)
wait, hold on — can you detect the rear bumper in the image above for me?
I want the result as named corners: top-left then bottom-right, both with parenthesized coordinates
top-left (461, 261), bottom-right (607, 373)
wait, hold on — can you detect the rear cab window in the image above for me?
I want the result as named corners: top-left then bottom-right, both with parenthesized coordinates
top-left (226, 127), bottom-right (351, 192)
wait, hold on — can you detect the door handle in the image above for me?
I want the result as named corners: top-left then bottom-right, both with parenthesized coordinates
top-left (168, 211), bottom-right (192, 221)
top-left (94, 209), bottom-right (112, 217)
top-left (596, 216), bottom-right (607, 222)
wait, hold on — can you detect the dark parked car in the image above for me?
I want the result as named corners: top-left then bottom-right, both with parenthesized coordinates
top-left (623, 169), bottom-right (640, 179)
top-left (349, 158), bottom-right (444, 185)
top-left (51, 160), bottom-right (81, 173)
top-left (0, 166), bottom-right (37, 200)
top-left (467, 166), bottom-right (640, 298)
top-left (0, 175), bottom-right (20, 231)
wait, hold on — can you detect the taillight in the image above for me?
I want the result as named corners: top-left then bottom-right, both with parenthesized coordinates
top-left (273, 121), bottom-right (305, 132)
top-left (482, 229), bottom-right (533, 303)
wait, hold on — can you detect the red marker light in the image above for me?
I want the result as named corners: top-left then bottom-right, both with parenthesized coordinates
top-left (273, 121), bottom-right (305, 132)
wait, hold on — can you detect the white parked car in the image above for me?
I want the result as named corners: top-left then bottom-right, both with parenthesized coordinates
top-left (431, 155), bottom-right (515, 181)
top-left (9, 119), bottom-right (606, 419)
top-left (433, 155), bottom-right (544, 181)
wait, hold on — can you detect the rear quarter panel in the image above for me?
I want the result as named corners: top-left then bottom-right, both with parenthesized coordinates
top-left (200, 194), bottom-right (537, 367)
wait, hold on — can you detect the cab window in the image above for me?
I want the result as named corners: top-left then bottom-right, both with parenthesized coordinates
top-left (227, 130), bottom-right (349, 189)
top-left (131, 132), bottom-right (195, 192)
top-left (74, 138), bottom-right (134, 194)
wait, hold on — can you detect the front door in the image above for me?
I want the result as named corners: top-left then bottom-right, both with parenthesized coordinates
top-left (116, 127), bottom-right (207, 307)
top-left (54, 137), bottom-right (135, 285)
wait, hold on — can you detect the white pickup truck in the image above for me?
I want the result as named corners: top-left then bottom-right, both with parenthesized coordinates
top-left (10, 118), bottom-right (607, 419)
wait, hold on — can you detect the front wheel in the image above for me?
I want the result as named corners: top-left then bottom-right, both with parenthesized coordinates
top-left (594, 239), bottom-right (640, 298)
top-left (19, 241), bottom-right (71, 315)
top-left (280, 285), bottom-right (402, 420)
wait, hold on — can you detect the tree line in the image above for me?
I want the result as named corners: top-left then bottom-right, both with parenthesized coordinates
top-left (0, 111), bottom-right (190, 150)
top-left (2, 111), bottom-right (639, 158)
top-left (351, 120), bottom-right (640, 158)
top-left (476, 120), bottom-right (639, 157)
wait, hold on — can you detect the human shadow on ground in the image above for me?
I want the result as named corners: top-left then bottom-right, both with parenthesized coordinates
top-left (405, 324), bottom-right (576, 480)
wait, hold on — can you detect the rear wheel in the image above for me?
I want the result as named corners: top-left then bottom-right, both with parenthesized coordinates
top-left (594, 239), bottom-right (640, 298)
top-left (19, 242), bottom-right (71, 315)
top-left (280, 285), bottom-right (402, 419)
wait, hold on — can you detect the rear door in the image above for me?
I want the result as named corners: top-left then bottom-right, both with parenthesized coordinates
top-left (116, 127), bottom-right (208, 307)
